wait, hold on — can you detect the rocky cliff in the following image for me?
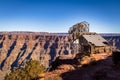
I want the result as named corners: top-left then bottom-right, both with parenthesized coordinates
top-left (0, 32), bottom-right (120, 79)
top-left (0, 32), bottom-right (74, 79)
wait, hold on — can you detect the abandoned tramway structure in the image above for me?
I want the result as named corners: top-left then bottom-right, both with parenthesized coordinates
top-left (68, 21), bottom-right (112, 55)
top-left (48, 21), bottom-right (112, 71)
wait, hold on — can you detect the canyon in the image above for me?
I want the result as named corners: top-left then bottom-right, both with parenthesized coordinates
top-left (0, 32), bottom-right (120, 79)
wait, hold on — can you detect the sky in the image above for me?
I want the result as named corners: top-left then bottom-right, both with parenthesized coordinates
top-left (0, 0), bottom-right (120, 33)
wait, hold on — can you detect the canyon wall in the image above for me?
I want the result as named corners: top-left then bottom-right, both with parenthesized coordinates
top-left (0, 32), bottom-right (73, 71)
top-left (0, 32), bottom-right (120, 79)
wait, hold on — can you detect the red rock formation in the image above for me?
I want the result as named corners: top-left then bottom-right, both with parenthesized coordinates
top-left (0, 32), bottom-right (73, 79)
top-left (0, 32), bottom-right (119, 80)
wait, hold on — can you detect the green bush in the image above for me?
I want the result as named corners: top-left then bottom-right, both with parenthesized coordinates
top-left (4, 60), bottom-right (45, 80)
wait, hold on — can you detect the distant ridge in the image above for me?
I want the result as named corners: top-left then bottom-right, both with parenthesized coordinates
top-left (0, 31), bottom-right (120, 36)
top-left (100, 33), bottom-right (120, 36)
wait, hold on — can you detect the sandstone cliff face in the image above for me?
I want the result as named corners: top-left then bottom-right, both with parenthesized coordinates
top-left (103, 36), bottom-right (120, 50)
top-left (0, 32), bottom-right (120, 79)
top-left (0, 32), bottom-right (73, 77)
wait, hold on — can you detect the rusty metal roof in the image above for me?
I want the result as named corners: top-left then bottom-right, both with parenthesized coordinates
top-left (82, 34), bottom-right (109, 46)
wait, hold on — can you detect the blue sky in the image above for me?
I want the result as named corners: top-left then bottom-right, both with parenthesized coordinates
top-left (0, 0), bottom-right (120, 33)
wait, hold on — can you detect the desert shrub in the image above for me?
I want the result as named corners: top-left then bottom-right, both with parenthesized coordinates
top-left (4, 60), bottom-right (45, 80)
